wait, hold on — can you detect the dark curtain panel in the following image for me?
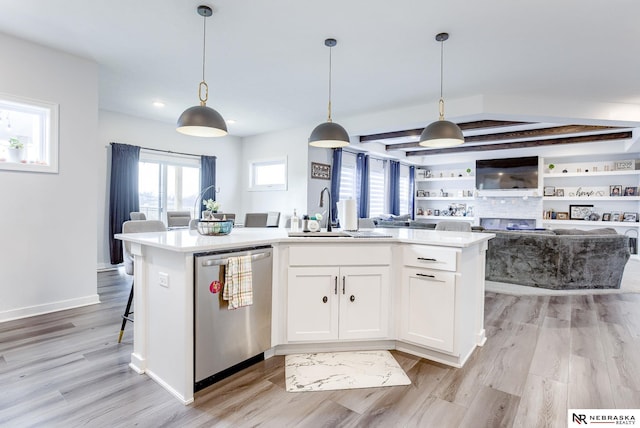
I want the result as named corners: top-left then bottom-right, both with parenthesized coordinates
top-left (200, 155), bottom-right (217, 202)
top-left (109, 143), bottom-right (140, 265)
top-left (356, 153), bottom-right (370, 218)
top-left (409, 166), bottom-right (416, 220)
top-left (389, 160), bottom-right (401, 215)
top-left (330, 149), bottom-right (342, 225)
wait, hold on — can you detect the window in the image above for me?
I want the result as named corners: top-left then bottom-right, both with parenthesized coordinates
top-left (369, 158), bottom-right (386, 217)
top-left (399, 164), bottom-right (410, 216)
top-left (0, 94), bottom-right (59, 173)
top-left (249, 157), bottom-right (287, 191)
top-left (138, 151), bottom-right (200, 221)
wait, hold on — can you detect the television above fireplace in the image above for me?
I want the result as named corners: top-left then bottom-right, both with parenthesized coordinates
top-left (476, 156), bottom-right (539, 190)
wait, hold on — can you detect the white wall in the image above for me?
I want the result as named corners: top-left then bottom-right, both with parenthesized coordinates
top-left (241, 126), bottom-right (310, 227)
top-left (0, 33), bottom-right (99, 321)
top-left (97, 111), bottom-right (243, 269)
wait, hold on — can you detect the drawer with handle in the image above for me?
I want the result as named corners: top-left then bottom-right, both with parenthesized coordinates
top-left (403, 245), bottom-right (458, 271)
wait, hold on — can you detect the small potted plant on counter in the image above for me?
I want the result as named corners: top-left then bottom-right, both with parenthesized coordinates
top-left (548, 163), bottom-right (555, 173)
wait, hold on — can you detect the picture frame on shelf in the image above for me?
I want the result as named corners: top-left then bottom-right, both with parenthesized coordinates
top-left (555, 188), bottom-right (565, 197)
top-left (602, 213), bottom-right (611, 221)
top-left (624, 186), bottom-right (637, 196)
top-left (569, 204), bottom-right (594, 220)
top-left (623, 212), bottom-right (638, 222)
top-left (610, 185), bottom-right (623, 196)
top-left (416, 190), bottom-right (426, 197)
top-left (544, 186), bottom-right (556, 196)
top-left (612, 212), bottom-right (621, 222)
top-left (556, 212), bottom-right (569, 220)
top-left (615, 160), bottom-right (635, 171)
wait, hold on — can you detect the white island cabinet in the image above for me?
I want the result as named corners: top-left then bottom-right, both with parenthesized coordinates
top-left (116, 227), bottom-right (492, 405)
top-left (287, 245), bottom-right (391, 341)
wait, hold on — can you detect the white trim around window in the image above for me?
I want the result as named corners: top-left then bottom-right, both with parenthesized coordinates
top-left (248, 157), bottom-right (288, 191)
top-left (0, 93), bottom-right (59, 173)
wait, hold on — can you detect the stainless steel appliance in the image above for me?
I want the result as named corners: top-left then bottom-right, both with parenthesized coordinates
top-left (194, 245), bottom-right (272, 391)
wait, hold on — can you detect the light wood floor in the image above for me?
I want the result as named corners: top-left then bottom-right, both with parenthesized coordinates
top-left (1, 270), bottom-right (639, 427)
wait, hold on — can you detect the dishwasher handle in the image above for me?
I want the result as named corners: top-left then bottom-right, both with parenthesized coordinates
top-left (200, 251), bottom-right (271, 267)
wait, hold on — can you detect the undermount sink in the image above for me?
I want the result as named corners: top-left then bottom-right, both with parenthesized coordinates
top-left (288, 231), bottom-right (351, 237)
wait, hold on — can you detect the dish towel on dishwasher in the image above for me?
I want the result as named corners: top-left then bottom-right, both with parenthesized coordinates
top-left (223, 255), bottom-right (253, 309)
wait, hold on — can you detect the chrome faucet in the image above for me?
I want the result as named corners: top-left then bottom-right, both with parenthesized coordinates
top-left (319, 187), bottom-right (332, 232)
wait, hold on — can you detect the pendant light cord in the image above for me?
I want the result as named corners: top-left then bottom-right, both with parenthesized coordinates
top-left (198, 12), bottom-right (209, 105)
top-left (327, 44), bottom-right (333, 122)
top-left (438, 37), bottom-right (445, 120)
top-left (202, 14), bottom-right (207, 83)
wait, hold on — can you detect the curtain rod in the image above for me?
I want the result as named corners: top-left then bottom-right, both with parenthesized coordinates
top-left (107, 142), bottom-right (205, 158)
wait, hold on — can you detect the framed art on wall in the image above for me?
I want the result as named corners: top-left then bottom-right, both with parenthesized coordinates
top-left (311, 162), bottom-right (331, 180)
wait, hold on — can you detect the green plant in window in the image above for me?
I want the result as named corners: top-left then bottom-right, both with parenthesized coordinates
top-left (8, 137), bottom-right (23, 149)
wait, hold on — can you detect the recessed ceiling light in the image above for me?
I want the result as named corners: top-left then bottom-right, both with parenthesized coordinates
top-left (152, 101), bottom-right (165, 108)
top-left (225, 119), bottom-right (236, 124)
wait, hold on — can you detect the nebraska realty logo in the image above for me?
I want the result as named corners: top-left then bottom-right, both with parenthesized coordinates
top-left (569, 409), bottom-right (638, 425)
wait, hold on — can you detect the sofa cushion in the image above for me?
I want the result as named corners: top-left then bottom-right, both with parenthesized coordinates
top-left (553, 228), bottom-right (618, 235)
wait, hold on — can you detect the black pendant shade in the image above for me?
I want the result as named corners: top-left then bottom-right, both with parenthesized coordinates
top-left (309, 121), bottom-right (350, 148)
top-left (419, 118), bottom-right (464, 148)
top-left (177, 104), bottom-right (228, 137)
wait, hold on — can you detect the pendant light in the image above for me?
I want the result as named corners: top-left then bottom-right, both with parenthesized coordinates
top-left (309, 38), bottom-right (350, 148)
top-left (176, 5), bottom-right (228, 138)
top-left (419, 32), bottom-right (464, 148)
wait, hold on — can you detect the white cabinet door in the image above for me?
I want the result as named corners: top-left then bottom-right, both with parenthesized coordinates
top-left (339, 266), bottom-right (390, 340)
top-left (400, 268), bottom-right (456, 353)
top-left (287, 267), bottom-right (339, 342)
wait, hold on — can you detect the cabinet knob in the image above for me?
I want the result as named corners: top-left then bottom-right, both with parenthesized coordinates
top-left (322, 296), bottom-right (328, 303)
top-left (350, 295), bottom-right (355, 302)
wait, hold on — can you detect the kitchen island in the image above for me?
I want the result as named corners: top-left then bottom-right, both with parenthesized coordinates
top-left (116, 227), bottom-right (493, 404)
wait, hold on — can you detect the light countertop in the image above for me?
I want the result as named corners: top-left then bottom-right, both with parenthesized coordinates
top-left (115, 227), bottom-right (494, 253)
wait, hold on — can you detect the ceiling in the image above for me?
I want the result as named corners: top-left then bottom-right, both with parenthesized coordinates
top-left (1, 0), bottom-right (639, 145)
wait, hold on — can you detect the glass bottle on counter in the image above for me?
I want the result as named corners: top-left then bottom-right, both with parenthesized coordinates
top-left (290, 209), bottom-right (300, 232)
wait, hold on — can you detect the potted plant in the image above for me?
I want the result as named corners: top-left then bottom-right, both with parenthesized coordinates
top-left (548, 163), bottom-right (555, 173)
top-left (7, 137), bottom-right (24, 163)
top-left (466, 168), bottom-right (472, 176)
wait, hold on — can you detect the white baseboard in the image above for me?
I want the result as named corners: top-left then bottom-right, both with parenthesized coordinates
top-left (0, 294), bottom-right (101, 323)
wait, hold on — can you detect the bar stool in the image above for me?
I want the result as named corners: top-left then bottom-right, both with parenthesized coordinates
top-left (118, 220), bottom-right (166, 343)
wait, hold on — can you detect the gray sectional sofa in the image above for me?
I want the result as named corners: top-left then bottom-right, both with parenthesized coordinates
top-left (485, 228), bottom-right (630, 289)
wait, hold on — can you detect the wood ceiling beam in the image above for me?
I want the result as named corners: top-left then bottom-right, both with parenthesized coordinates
top-left (388, 125), bottom-right (622, 151)
top-left (405, 131), bottom-right (633, 157)
top-left (359, 120), bottom-right (530, 143)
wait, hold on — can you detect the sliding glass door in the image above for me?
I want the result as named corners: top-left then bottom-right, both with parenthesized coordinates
top-left (138, 151), bottom-right (200, 221)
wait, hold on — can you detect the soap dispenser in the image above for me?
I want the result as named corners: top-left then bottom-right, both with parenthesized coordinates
top-left (290, 209), bottom-right (300, 232)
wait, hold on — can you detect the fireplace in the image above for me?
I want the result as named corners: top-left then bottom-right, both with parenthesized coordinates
top-left (480, 218), bottom-right (536, 230)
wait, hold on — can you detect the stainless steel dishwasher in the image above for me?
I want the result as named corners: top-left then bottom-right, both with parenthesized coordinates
top-left (194, 245), bottom-right (272, 391)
